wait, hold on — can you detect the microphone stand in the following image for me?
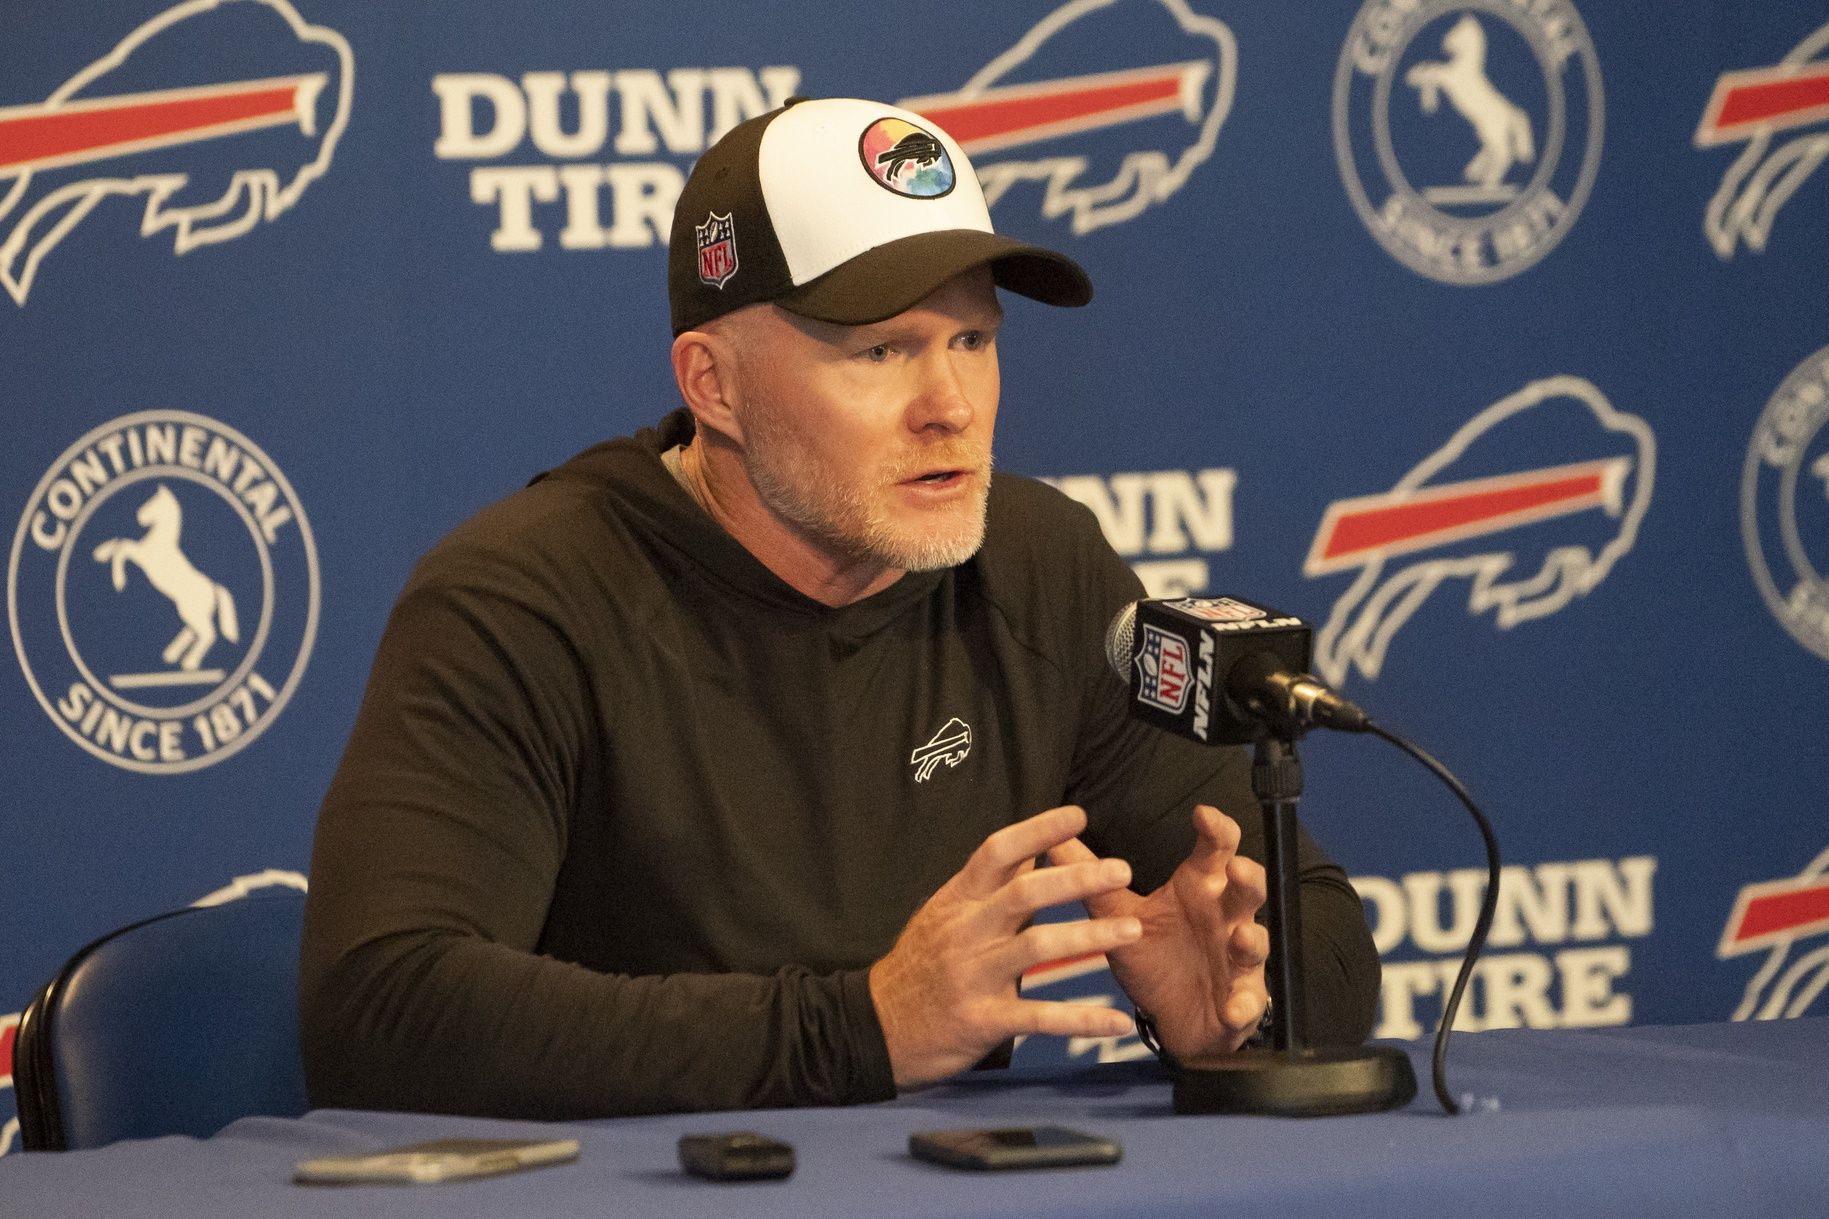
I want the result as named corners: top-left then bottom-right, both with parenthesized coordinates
top-left (1169, 732), bottom-right (1418, 1116)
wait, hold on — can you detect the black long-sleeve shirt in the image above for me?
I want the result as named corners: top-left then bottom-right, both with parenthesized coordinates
top-left (299, 410), bottom-right (1379, 1119)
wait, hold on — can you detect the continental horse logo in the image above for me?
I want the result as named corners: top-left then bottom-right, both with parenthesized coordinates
top-left (1333, 0), bottom-right (1603, 284)
top-left (1404, 15), bottom-right (1535, 198)
top-left (8, 410), bottom-right (319, 773)
top-left (91, 485), bottom-right (240, 674)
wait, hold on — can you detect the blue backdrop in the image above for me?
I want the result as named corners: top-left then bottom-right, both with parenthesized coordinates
top-left (5, 0), bottom-right (1827, 1152)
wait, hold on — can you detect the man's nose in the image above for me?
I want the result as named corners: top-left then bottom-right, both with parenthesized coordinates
top-left (909, 352), bottom-right (976, 434)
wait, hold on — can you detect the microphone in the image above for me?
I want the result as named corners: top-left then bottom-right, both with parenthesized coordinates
top-left (1103, 595), bottom-right (1369, 742)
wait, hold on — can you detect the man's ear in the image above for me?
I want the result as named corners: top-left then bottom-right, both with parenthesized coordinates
top-left (671, 327), bottom-right (746, 446)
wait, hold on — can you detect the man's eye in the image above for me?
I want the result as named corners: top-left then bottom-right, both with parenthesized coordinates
top-left (956, 330), bottom-right (991, 351)
top-left (861, 344), bottom-right (892, 363)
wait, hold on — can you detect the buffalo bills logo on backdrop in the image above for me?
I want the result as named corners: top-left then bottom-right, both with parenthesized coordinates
top-left (860, 118), bottom-right (955, 198)
top-left (1333, 0), bottom-right (1602, 284)
top-left (192, 868), bottom-right (308, 907)
top-left (0, 0), bottom-right (352, 306)
top-left (1742, 344), bottom-right (1829, 662)
top-left (694, 211), bottom-right (738, 288)
top-left (1, 1011), bottom-right (16, 1155)
top-left (900, 0), bottom-right (1235, 235)
top-left (1304, 377), bottom-right (1654, 685)
top-left (7, 411), bottom-right (319, 773)
top-left (1695, 20), bottom-right (1829, 259)
top-left (1719, 847), bottom-right (1829, 1021)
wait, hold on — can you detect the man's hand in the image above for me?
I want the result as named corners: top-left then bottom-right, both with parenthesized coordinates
top-left (868, 805), bottom-right (1144, 1089)
top-left (1049, 804), bottom-right (1270, 1062)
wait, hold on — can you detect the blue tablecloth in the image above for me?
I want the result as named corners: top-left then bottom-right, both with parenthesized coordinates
top-left (3, 1019), bottom-right (1825, 1217)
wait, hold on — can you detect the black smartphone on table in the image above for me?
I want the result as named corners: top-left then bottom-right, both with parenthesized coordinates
top-left (678, 1132), bottom-right (797, 1181)
top-left (908, 1126), bottom-right (1121, 1170)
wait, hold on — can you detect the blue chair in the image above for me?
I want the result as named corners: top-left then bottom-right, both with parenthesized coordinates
top-left (13, 891), bottom-right (311, 1151)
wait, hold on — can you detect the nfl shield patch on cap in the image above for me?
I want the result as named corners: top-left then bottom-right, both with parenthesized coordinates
top-left (695, 212), bottom-right (738, 289)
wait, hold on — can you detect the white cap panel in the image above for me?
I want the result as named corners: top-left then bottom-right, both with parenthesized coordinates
top-left (756, 98), bottom-right (994, 286)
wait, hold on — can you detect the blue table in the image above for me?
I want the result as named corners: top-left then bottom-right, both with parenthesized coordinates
top-left (3, 1019), bottom-right (1825, 1217)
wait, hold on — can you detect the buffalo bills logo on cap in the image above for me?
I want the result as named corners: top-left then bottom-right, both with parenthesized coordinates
top-left (695, 212), bottom-right (738, 288)
top-left (859, 117), bottom-right (956, 198)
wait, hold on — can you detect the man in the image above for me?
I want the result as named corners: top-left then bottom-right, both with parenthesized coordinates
top-left (300, 97), bottom-right (1378, 1118)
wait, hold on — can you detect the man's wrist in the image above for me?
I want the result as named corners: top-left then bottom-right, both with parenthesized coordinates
top-left (1243, 994), bottom-right (1274, 1048)
top-left (1133, 997), bottom-right (1274, 1065)
top-left (1132, 1007), bottom-right (1179, 1069)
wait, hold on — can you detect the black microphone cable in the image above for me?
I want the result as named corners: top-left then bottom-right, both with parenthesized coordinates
top-left (1361, 719), bottom-right (1501, 1116)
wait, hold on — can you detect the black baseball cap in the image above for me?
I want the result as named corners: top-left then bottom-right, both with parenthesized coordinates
top-left (668, 96), bottom-right (1092, 335)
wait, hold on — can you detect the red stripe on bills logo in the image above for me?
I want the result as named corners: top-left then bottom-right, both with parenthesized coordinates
top-left (1306, 457), bottom-right (1630, 576)
top-left (1695, 62), bottom-right (1829, 146)
top-left (1022, 950), bottom-right (1109, 990)
top-left (1719, 876), bottom-right (1829, 956)
top-left (1, 1012), bottom-right (16, 1087)
top-left (901, 61), bottom-right (1210, 156)
top-left (0, 76), bottom-right (329, 176)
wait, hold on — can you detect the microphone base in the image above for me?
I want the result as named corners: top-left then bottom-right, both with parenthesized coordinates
top-left (1171, 1045), bottom-right (1417, 1117)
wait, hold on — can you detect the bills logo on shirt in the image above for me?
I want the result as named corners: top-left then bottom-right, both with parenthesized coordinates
top-left (910, 717), bottom-right (972, 783)
top-left (1694, 20), bottom-right (1829, 259)
top-left (0, 0), bottom-right (353, 306)
top-left (1134, 624), bottom-right (1192, 713)
top-left (694, 211), bottom-right (738, 288)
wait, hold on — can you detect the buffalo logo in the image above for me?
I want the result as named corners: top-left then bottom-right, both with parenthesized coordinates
top-left (911, 717), bottom-right (972, 782)
top-left (1695, 21), bottom-right (1829, 259)
top-left (1134, 624), bottom-right (1192, 713)
top-left (1741, 344), bottom-right (1829, 661)
top-left (1305, 377), bottom-right (1654, 685)
top-left (694, 211), bottom-right (738, 288)
top-left (862, 122), bottom-right (952, 197)
top-left (7, 410), bottom-right (320, 773)
top-left (1719, 848), bottom-right (1829, 1021)
top-left (0, 0), bottom-right (353, 306)
top-left (859, 118), bottom-right (955, 198)
top-left (899, 0), bottom-right (1234, 234)
top-left (1333, 0), bottom-right (1603, 284)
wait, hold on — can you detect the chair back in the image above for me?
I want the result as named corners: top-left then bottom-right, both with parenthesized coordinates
top-left (14, 891), bottom-right (310, 1151)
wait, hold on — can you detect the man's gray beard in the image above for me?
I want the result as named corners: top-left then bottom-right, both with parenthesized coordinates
top-left (742, 414), bottom-right (990, 574)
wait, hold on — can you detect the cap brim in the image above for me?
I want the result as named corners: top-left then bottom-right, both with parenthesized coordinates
top-left (773, 229), bottom-right (1092, 327)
